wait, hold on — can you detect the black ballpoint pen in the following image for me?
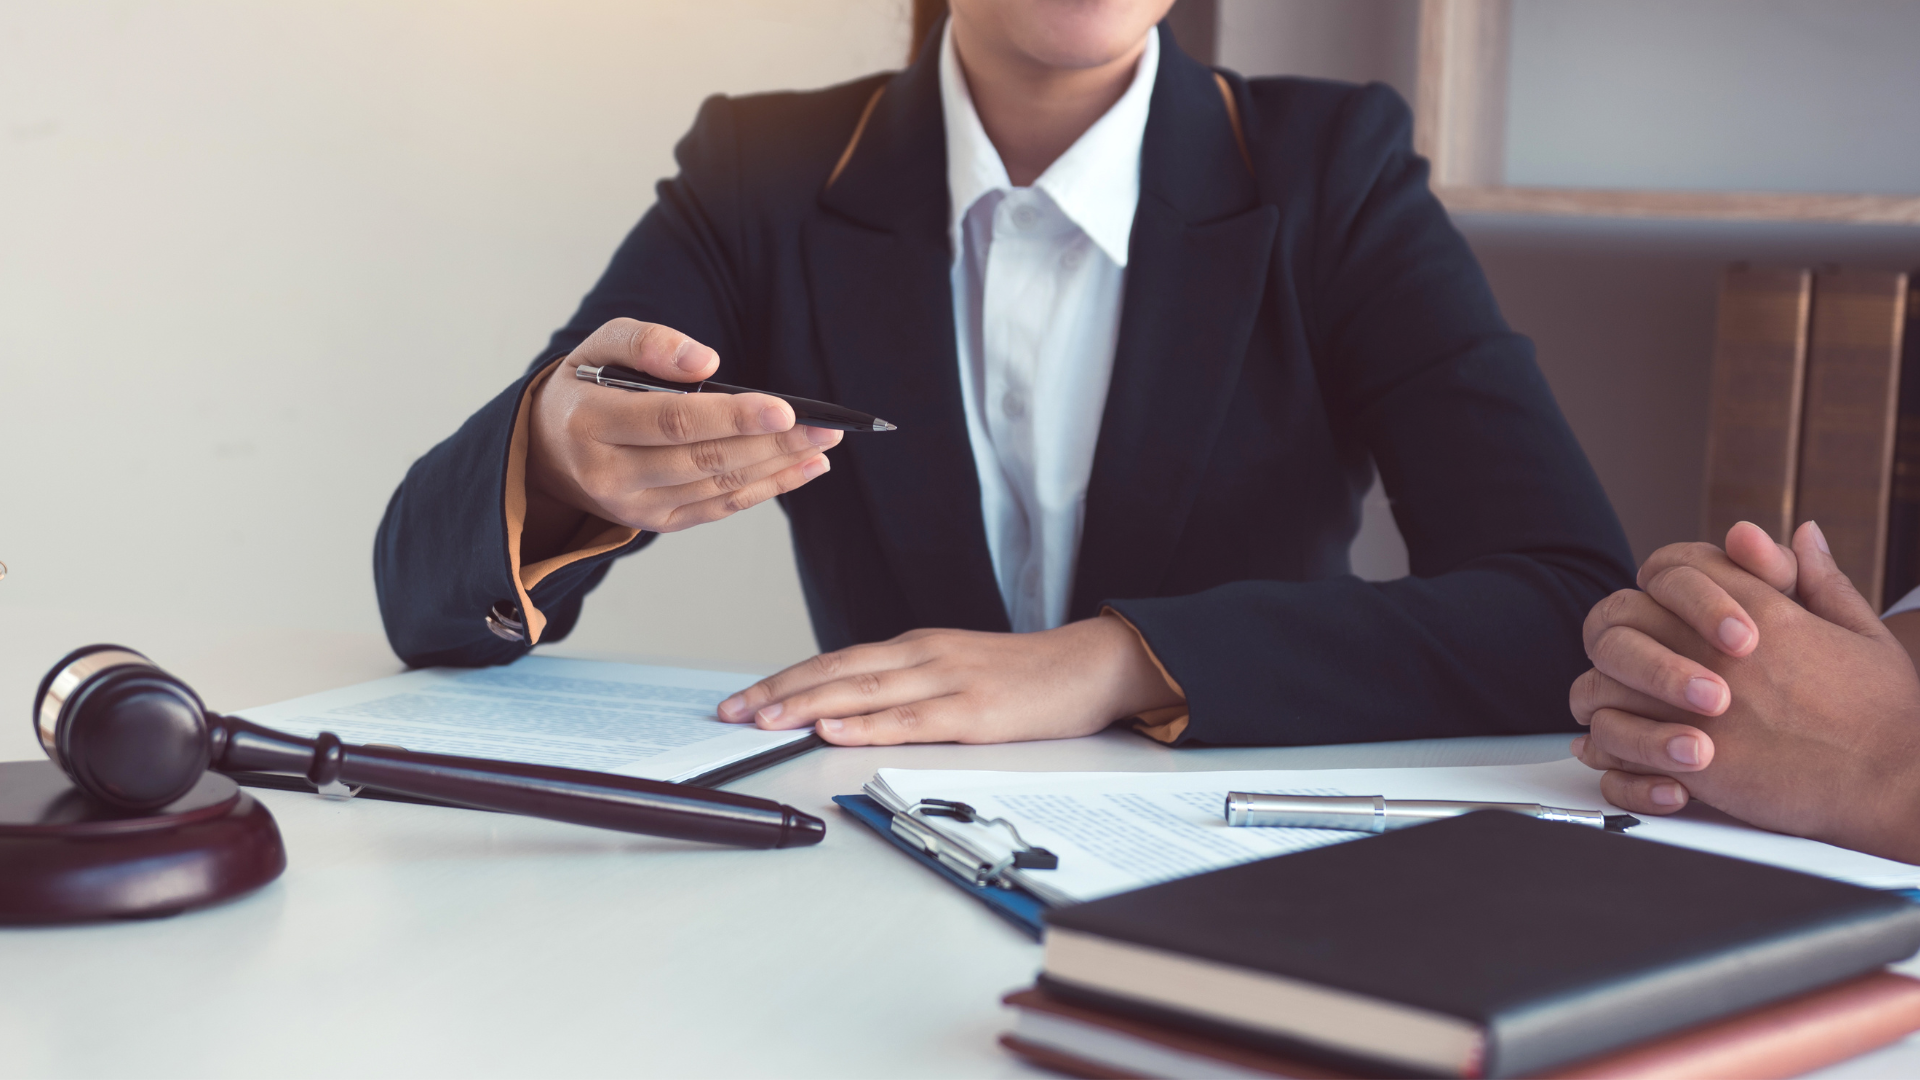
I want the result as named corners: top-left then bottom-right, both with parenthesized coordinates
top-left (575, 363), bottom-right (897, 432)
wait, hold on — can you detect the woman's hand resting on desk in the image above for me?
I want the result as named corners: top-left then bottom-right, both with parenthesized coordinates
top-left (716, 614), bottom-right (1186, 744)
top-left (1568, 520), bottom-right (1920, 864)
top-left (522, 318), bottom-right (843, 561)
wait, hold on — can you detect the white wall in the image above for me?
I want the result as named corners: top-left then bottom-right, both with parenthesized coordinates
top-left (0, 0), bottom-right (908, 673)
top-left (1507, 0), bottom-right (1920, 195)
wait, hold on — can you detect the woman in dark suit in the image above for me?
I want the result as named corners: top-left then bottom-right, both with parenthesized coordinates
top-left (374, 0), bottom-right (1634, 748)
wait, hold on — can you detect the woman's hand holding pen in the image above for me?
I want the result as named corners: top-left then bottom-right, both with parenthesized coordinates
top-left (1569, 521), bottom-right (1920, 864)
top-left (523, 318), bottom-right (842, 560)
top-left (716, 615), bottom-right (1185, 745)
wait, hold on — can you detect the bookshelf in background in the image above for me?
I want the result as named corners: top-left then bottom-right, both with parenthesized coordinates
top-left (1795, 270), bottom-right (1910, 610)
top-left (1699, 267), bottom-right (1810, 547)
top-left (1702, 267), bottom-right (1916, 611)
top-left (1882, 280), bottom-right (1920, 605)
top-left (1415, 0), bottom-right (1920, 226)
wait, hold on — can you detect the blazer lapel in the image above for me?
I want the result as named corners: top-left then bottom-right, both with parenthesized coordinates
top-left (1069, 32), bottom-right (1280, 620)
top-left (803, 50), bottom-right (1010, 633)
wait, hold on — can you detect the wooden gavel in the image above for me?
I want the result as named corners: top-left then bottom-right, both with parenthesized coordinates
top-left (33, 645), bottom-right (825, 849)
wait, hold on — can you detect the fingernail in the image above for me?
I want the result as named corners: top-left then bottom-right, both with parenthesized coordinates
top-left (1684, 677), bottom-right (1725, 713)
top-left (761, 404), bottom-right (788, 431)
top-left (756, 702), bottom-right (783, 724)
top-left (1717, 616), bottom-right (1752, 652)
top-left (1652, 782), bottom-right (1686, 807)
top-left (672, 339), bottom-right (704, 372)
top-left (820, 718), bottom-right (843, 733)
top-left (1809, 520), bottom-right (1830, 555)
top-left (804, 425), bottom-right (836, 446)
top-left (801, 456), bottom-right (830, 480)
top-left (1667, 735), bottom-right (1701, 766)
top-left (1570, 735), bottom-right (1588, 756)
top-left (718, 695), bottom-right (746, 721)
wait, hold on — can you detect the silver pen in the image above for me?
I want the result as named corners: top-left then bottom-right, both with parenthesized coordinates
top-left (1223, 793), bottom-right (1641, 833)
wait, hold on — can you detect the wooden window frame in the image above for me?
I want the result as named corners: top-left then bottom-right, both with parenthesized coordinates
top-left (1414, 0), bottom-right (1920, 225)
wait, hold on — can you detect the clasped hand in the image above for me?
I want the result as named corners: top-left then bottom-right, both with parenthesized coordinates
top-left (1570, 520), bottom-right (1920, 863)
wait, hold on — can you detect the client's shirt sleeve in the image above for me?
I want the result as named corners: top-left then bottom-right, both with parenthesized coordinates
top-left (503, 361), bottom-right (641, 643)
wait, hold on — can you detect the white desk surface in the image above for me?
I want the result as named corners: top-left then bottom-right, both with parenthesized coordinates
top-left (3, 604), bottom-right (1917, 1079)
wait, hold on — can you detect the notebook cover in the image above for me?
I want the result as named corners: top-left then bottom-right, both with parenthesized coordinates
top-left (1001, 970), bottom-right (1920, 1080)
top-left (832, 794), bottom-right (1046, 939)
top-left (1701, 265), bottom-right (1812, 544)
top-left (1796, 267), bottom-right (1910, 609)
top-left (1041, 812), bottom-right (1920, 1078)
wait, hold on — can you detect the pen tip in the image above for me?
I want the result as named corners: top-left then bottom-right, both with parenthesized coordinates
top-left (875, 420), bottom-right (897, 432)
top-left (1604, 814), bottom-right (1642, 832)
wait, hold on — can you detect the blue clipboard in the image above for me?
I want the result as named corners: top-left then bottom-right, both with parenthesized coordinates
top-left (834, 794), bottom-right (1048, 940)
top-left (834, 796), bottom-right (1920, 939)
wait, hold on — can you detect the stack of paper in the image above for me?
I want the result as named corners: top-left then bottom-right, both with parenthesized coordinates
top-left (239, 655), bottom-right (813, 785)
top-left (866, 758), bottom-right (1920, 906)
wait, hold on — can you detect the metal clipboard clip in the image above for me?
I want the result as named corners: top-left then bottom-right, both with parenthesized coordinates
top-left (889, 798), bottom-right (1059, 890)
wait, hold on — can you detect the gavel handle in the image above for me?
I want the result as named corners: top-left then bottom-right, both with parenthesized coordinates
top-left (206, 714), bottom-right (824, 849)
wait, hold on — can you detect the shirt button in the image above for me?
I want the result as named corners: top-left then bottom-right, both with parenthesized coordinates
top-left (1062, 247), bottom-right (1085, 269)
top-left (1012, 205), bottom-right (1040, 229)
top-left (1001, 391), bottom-right (1027, 420)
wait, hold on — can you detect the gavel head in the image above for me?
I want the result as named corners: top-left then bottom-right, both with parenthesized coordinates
top-left (34, 645), bottom-right (212, 811)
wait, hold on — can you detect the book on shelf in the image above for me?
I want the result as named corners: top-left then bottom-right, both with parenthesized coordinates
top-left (1000, 969), bottom-right (1920, 1080)
top-left (1700, 264), bottom-right (1915, 611)
top-left (1701, 264), bottom-right (1812, 545)
top-left (1794, 267), bottom-right (1910, 610)
top-left (1034, 811), bottom-right (1920, 1079)
top-left (1881, 278), bottom-right (1920, 606)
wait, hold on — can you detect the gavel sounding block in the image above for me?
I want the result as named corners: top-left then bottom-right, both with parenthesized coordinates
top-left (0, 760), bottom-right (286, 924)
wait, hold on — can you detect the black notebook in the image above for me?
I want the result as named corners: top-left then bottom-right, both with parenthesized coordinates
top-left (1039, 811), bottom-right (1920, 1079)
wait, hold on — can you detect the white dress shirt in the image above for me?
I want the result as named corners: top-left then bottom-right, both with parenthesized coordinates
top-left (941, 22), bottom-right (1159, 633)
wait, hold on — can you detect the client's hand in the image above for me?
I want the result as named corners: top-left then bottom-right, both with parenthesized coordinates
top-left (715, 615), bottom-right (1184, 745)
top-left (1570, 521), bottom-right (1920, 864)
top-left (522, 318), bottom-right (843, 559)
top-left (1571, 521), bottom-right (1798, 746)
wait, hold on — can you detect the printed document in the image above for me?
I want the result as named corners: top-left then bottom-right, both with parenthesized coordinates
top-left (866, 758), bottom-right (1920, 906)
top-left (237, 655), bottom-right (809, 784)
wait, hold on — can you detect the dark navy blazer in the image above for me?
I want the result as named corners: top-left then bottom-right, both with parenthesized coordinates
top-left (373, 26), bottom-right (1635, 746)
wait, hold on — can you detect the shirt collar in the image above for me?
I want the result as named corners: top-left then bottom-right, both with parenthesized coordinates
top-left (940, 20), bottom-right (1157, 268)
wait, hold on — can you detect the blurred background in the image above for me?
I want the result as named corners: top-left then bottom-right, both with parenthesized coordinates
top-left (3, 0), bottom-right (1918, 681)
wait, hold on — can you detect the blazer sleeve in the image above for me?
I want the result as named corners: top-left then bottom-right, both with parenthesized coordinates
top-left (1106, 83), bottom-right (1636, 745)
top-left (372, 94), bottom-right (752, 668)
